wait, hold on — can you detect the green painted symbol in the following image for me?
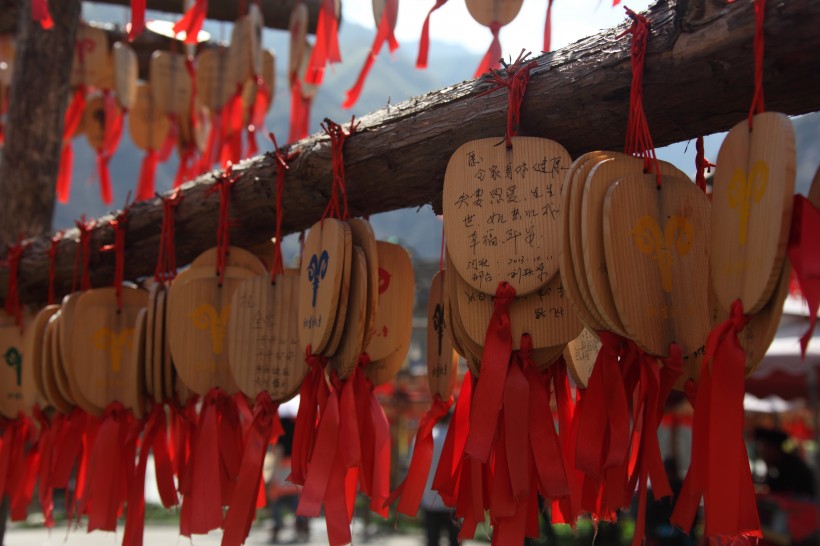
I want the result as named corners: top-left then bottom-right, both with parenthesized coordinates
top-left (4, 347), bottom-right (21, 387)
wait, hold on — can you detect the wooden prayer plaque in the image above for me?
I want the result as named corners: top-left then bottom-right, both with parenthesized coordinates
top-left (297, 42), bottom-right (319, 99)
top-left (365, 241), bottom-right (415, 362)
top-left (71, 23), bottom-right (109, 89)
top-left (161, 287), bottom-right (174, 402)
top-left (0, 321), bottom-right (25, 418)
top-left (564, 328), bottom-right (601, 388)
top-left (323, 225), bottom-right (353, 357)
top-left (27, 305), bottom-right (60, 405)
top-left (196, 48), bottom-right (232, 111)
top-left (153, 286), bottom-right (167, 402)
top-left (128, 308), bottom-right (148, 417)
top-left (150, 51), bottom-right (192, 117)
top-left (42, 317), bottom-right (72, 414)
top-left (70, 287), bottom-right (148, 413)
top-left (465, 0), bottom-right (524, 27)
top-left (348, 219), bottom-right (380, 351)
top-left (603, 174), bottom-right (711, 358)
top-left (228, 271), bottom-right (306, 401)
top-left (443, 137), bottom-right (571, 296)
top-left (130, 83), bottom-right (170, 151)
top-left (427, 270), bottom-right (459, 399)
top-left (711, 112), bottom-right (796, 314)
top-left (329, 247), bottom-right (368, 378)
top-left (51, 316), bottom-right (77, 409)
top-left (288, 3), bottom-right (308, 81)
top-left (144, 284), bottom-right (158, 401)
top-left (113, 41), bottom-right (138, 110)
top-left (227, 14), bottom-right (260, 87)
top-left (58, 293), bottom-right (104, 415)
top-left (83, 96), bottom-right (120, 152)
top-left (189, 246), bottom-right (267, 276)
top-left (298, 219), bottom-right (347, 356)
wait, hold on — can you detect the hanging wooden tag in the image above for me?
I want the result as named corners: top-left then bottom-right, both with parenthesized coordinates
top-left (42, 316), bottom-right (73, 414)
top-left (443, 137), bottom-right (572, 296)
top-left (130, 82), bottom-right (170, 151)
top-left (465, 0), bottom-right (523, 26)
top-left (365, 241), bottom-right (414, 362)
top-left (160, 287), bottom-right (175, 401)
top-left (196, 48), bottom-right (232, 112)
top-left (454, 265), bottom-right (581, 350)
top-left (58, 293), bottom-right (105, 415)
top-left (288, 3), bottom-right (308, 82)
top-left (323, 225), bottom-right (353, 357)
top-left (152, 286), bottom-right (167, 403)
top-left (444, 291), bottom-right (467, 360)
top-left (113, 41), bottom-right (138, 110)
top-left (711, 112), bottom-right (796, 314)
top-left (603, 174), bottom-right (711, 358)
top-left (228, 270), bottom-right (306, 401)
top-left (227, 14), bottom-right (258, 88)
top-left (582, 156), bottom-right (689, 336)
top-left (348, 219), bottom-right (380, 351)
top-left (559, 152), bottom-right (609, 332)
top-left (150, 51), bottom-right (192, 118)
top-left (98, 50), bottom-right (116, 92)
top-left (70, 287), bottom-right (149, 413)
top-left (444, 252), bottom-right (483, 375)
top-left (128, 308), bottom-right (148, 417)
top-left (50, 315), bottom-right (77, 410)
top-left (83, 96), bottom-right (121, 151)
top-left (564, 328), bottom-right (602, 388)
top-left (144, 284), bottom-right (158, 402)
top-left (0, 319), bottom-right (25, 418)
top-left (26, 305), bottom-right (60, 406)
top-left (70, 23), bottom-right (109, 89)
top-left (242, 49), bottom-right (276, 126)
top-left (189, 245), bottom-right (268, 275)
top-left (298, 219), bottom-right (348, 356)
top-left (427, 270), bottom-right (459, 399)
top-left (329, 247), bottom-right (368, 378)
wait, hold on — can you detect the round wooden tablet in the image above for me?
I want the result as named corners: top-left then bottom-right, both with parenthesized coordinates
top-left (0, 324), bottom-right (25, 418)
top-left (128, 308), bottom-right (148, 417)
top-left (427, 270), bottom-right (459, 399)
top-left (196, 48), bottom-right (233, 112)
top-left (365, 241), bottom-right (415, 361)
top-left (50, 316), bottom-right (78, 409)
top-left (26, 305), bottom-right (60, 405)
top-left (443, 136), bottom-right (571, 296)
top-left (189, 246), bottom-right (267, 277)
top-left (228, 271), bottom-right (306, 401)
top-left (288, 3), bottom-right (308, 82)
top-left (581, 156), bottom-right (689, 336)
top-left (58, 293), bottom-right (103, 415)
top-left (323, 224), bottom-right (353, 357)
top-left (161, 287), bottom-right (174, 402)
top-left (348, 219), bottom-right (380, 351)
top-left (372, 0), bottom-right (399, 30)
top-left (242, 49), bottom-right (276, 125)
top-left (70, 287), bottom-right (149, 413)
top-left (445, 254), bottom-right (483, 375)
top-left (559, 152), bottom-right (609, 332)
top-left (130, 82), bottom-right (170, 151)
top-left (144, 284), bottom-right (158, 402)
top-left (564, 328), bottom-right (601, 388)
top-left (329, 247), bottom-right (368, 378)
top-left (711, 112), bottom-right (796, 315)
top-left (465, 0), bottom-right (524, 27)
top-left (42, 317), bottom-right (72, 414)
top-left (153, 286), bottom-right (167, 403)
top-left (444, 291), bottom-right (467, 361)
top-left (71, 23), bottom-right (109, 89)
top-left (149, 51), bottom-right (192, 117)
top-left (603, 174), bottom-right (711, 358)
top-left (112, 41), bottom-right (138, 110)
top-left (456, 267), bottom-right (582, 350)
top-left (167, 266), bottom-right (256, 395)
top-left (298, 219), bottom-right (347, 356)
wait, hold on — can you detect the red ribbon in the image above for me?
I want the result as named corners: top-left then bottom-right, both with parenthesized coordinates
top-left (79, 402), bottom-right (140, 532)
top-left (207, 165), bottom-right (240, 286)
top-left (173, 0), bottom-right (207, 44)
top-left (33, 407), bottom-right (59, 527)
top-left (748, 0), bottom-right (766, 128)
top-left (219, 86), bottom-right (244, 168)
top-left (550, 359), bottom-right (582, 525)
top-left (694, 136), bottom-right (715, 194)
top-left (222, 392), bottom-right (284, 546)
top-left (432, 371), bottom-right (472, 507)
top-left (174, 146), bottom-right (197, 188)
top-left (128, 0), bottom-right (146, 40)
top-left (154, 189), bottom-right (183, 285)
top-left (320, 118), bottom-right (357, 222)
top-left (136, 149), bottom-right (159, 202)
top-left (343, 0), bottom-right (399, 109)
top-left (671, 300), bottom-right (761, 539)
top-left (57, 88), bottom-right (86, 203)
top-left (245, 76), bottom-right (269, 159)
top-left (123, 404), bottom-right (178, 546)
top-left (31, 0), bottom-right (54, 29)
top-left (4, 240), bottom-right (28, 329)
top-left (474, 21), bottom-right (502, 78)
top-left (305, 0), bottom-right (341, 85)
top-left (417, 0), bottom-right (448, 69)
top-left (101, 209), bottom-right (128, 312)
top-left (288, 80), bottom-right (312, 144)
top-left (170, 397), bottom-right (198, 489)
top-left (0, 416), bottom-right (32, 506)
top-left (387, 395), bottom-right (453, 516)
top-left (465, 281), bottom-right (517, 463)
top-left (479, 52), bottom-right (538, 148)
top-left (788, 195), bottom-right (820, 358)
top-left (199, 110), bottom-right (221, 173)
top-left (72, 217), bottom-right (94, 292)
top-left (158, 115), bottom-right (179, 162)
top-left (96, 91), bottom-right (123, 205)
top-left (543, 0), bottom-right (555, 52)
top-left (619, 8), bottom-right (660, 186)
top-left (269, 133), bottom-right (298, 278)
top-left (289, 348), bottom-right (327, 485)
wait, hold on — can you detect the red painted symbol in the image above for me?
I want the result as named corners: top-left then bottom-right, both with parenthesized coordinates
top-left (75, 38), bottom-right (96, 65)
top-left (378, 267), bottom-right (391, 294)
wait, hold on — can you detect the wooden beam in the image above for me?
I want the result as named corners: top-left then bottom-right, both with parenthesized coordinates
top-left (3, 0), bottom-right (820, 306)
top-left (0, 0), bottom-right (324, 34)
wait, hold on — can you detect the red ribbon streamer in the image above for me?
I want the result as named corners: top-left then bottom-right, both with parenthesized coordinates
top-left (158, 115), bottom-right (179, 163)
top-left (543, 0), bottom-right (555, 52)
top-left (748, 0), bottom-right (766, 128)
top-left (268, 132), bottom-right (298, 278)
top-left (173, 0), bottom-right (207, 44)
top-left (222, 392), bottom-right (284, 546)
top-left (342, 0), bottom-right (399, 109)
top-left (432, 372), bottom-right (472, 507)
top-left (31, 0), bottom-right (54, 29)
top-left (619, 8), bottom-right (660, 186)
top-left (474, 22), bottom-right (502, 78)
top-left (288, 80), bottom-right (312, 144)
top-left (305, 0), bottom-right (341, 85)
top-left (479, 52), bottom-right (538, 148)
top-left (417, 0), bottom-right (448, 69)
top-left (154, 189), bottom-right (183, 285)
top-left (465, 281), bottom-right (516, 463)
top-left (128, 0), bottom-right (146, 40)
top-left (320, 118), bottom-right (357, 222)
top-left (671, 300), bottom-right (761, 539)
top-left (788, 195), bottom-right (820, 358)
top-left (95, 91), bottom-right (124, 205)
top-left (289, 348), bottom-right (327, 486)
top-left (219, 86), bottom-right (244, 168)
top-left (101, 209), bottom-right (128, 311)
top-left (0, 416), bottom-right (32, 504)
top-left (57, 88), bottom-right (86, 203)
top-left (33, 407), bottom-right (58, 527)
top-left (123, 404), bottom-right (178, 546)
top-left (136, 149), bottom-right (159, 202)
top-left (550, 359), bottom-right (582, 525)
top-left (170, 397), bottom-right (198, 490)
top-left (695, 135), bottom-right (715, 194)
top-left (4, 240), bottom-right (28, 329)
top-left (387, 395), bottom-right (453, 516)
top-left (207, 165), bottom-right (240, 286)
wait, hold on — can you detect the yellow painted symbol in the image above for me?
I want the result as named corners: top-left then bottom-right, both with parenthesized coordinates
top-left (190, 304), bottom-right (231, 355)
top-left (632, 215), bottom-right (694, 293)
top-left (92, 328), bottom-right (134, 373)
top-left (728, 160), bottom-right (768, 246)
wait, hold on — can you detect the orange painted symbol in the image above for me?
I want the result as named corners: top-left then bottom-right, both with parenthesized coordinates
top-left (728, 160), bottom-right (768, 246)
top-left (92, 328), bottom-right (134, 373)
top-left (632, 215), bottom-right (693, 293)
top-left (190, 304), bottom-right (231, 355)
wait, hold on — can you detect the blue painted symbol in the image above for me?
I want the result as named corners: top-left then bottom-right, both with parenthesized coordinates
top-left (307, 250), bottom-right (329, 307)
top-left (4, 347), bottom-right (21, 387)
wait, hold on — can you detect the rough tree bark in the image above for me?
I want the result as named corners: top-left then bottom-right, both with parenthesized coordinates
top-left (0, 0), bottom-right (82, 241)
top-left (2, 0), bottom-right (820, 305)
